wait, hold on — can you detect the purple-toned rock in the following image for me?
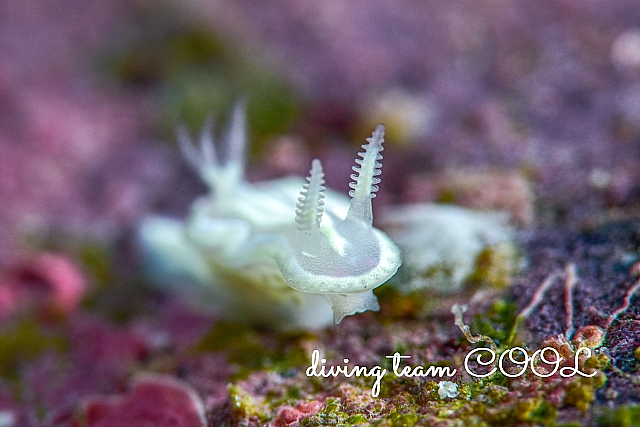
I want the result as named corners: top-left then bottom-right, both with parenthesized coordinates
top-left (270, 400), bottom-right (323, 427)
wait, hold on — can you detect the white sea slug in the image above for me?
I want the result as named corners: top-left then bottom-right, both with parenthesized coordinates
top-left (138, 103), bottom-right (402, 330)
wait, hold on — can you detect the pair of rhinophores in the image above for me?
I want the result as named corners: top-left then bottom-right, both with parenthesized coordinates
top-left (138, 102), bottom-right (402, 330)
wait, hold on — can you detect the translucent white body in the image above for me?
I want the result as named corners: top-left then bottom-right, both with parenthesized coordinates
top-left (138, 103), bottom-right (402, 330)
top-left (379, 204), bottom-right (514, 293)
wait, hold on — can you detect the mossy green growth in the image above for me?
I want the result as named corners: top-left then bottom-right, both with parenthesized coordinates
top-left (451, 379), bottom-right (562, 426)
top-left (459, 382), bottom-right (509, 404)
top-left (228, 384), bottom-right (270, 422)
top-left (597, 404), bottom-right (640, 427)
top-left (0, 319), bottom-right (67, 379)
top-left (101, 2), bottom-right (299, 145)
top-left (375, 287), bottom-right (432, 321)
top-left (564, 373), bottom-right (607, 412)
top-left (194, 321), bottom-right (314, 378)
top-left (301, 394), bottom-right (420, 426)
top-left (300, 397), bottom-right (351, 427)
top-left (513, 399), bottom-right (557, 425)
top-left (77, 241), bottom-right (114, 290)
top-left (584, 353), bottom-right (611, 371)
top-left (344, 414), bottom-right (369, 425)
top-left (380, 412), bottom-right (419, 426)
top-left (470, 299), bottom-right (519, 346)
top-left (468, 242), bottom-right (520, 291)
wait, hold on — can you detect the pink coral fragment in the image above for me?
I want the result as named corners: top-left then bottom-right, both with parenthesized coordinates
top-left (82, 374), bottom-right (206, 427)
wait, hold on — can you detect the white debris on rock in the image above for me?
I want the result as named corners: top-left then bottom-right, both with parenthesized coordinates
top-left (438, 381), bottom-right (459, 399)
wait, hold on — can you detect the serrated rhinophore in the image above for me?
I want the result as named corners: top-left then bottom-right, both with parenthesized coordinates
top-left (295, 159), bottom-right (326, 232)
top-left (347, 124), bottom-right (385, 224)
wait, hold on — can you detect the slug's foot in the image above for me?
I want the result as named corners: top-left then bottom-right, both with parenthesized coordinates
top-left (326, 291), bottom-right (380, 323)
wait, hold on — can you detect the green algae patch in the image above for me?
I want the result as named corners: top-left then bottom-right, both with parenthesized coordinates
top-left (598, 404), bottom-right (640, 427)
top-left (77, 241), bottom-right (115, 291)
top-left (381, 412), bottom-right (419, 426)
top-left (585, 353), bottom-right (611, 371)
top-left (513, 399), bottom-right (557, 425)
top-left (565, 373), bottom-right (607, 412)
top-left (344, 414), bottom-right (369, 425)
top-left (194, 321), bottom-right (315, 378)
top-left (0, 319), bottom-right (68, 379)
top-left (100, 2), bottom-right (299, 145)
top-left (300, 397), bottom-right (350, 427)
top-left (467, 242), bottom-right (521, 291)
top-left (375, 287), bottom-right (432, 321)
top-left (228, 384), bottom-right (270, 422)
top-left (470, 299), bottom-right (519, 345)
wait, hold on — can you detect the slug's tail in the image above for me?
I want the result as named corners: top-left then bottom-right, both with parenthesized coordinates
top-left (176, 99), bottom-right (247, 197)
top-left (347, 124), bottom-right (385, 225)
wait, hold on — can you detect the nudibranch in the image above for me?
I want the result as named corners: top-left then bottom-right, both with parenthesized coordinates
top-left (138, 103), bottom-right (402, 330)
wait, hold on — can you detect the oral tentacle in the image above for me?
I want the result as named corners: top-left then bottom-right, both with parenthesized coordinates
top-left (224, 98), bottom-right (247, 173)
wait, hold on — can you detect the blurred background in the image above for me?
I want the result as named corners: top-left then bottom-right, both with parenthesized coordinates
top-left (2, 0), bottom-right (640, 264)
top-left (1, 0), bottom-right (640, 423)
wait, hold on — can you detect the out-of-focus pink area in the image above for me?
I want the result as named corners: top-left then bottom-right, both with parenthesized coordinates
top-left (79, 374), bottom-right (206, 427)
top-left (0, 0), bottom-right (169, 265)
top-left (404, 169), bottom-right (535, 226)
top-left (0, 83), bottom-right (155, 241)
top-left (183, 0), bottom-right (640, 226)
top-left (0, 252), bottom-right (86, 320)
top-left (0, 0), bottom-right (639, 259)
top-left (20, 316), bottom-right (147, 415)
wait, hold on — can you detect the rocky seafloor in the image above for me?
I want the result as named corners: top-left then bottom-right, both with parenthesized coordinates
top-left (0, 0), bottom-right (639, 426)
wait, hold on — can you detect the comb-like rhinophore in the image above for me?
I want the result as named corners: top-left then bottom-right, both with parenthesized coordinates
top-left (295, 159), bottom-right (326, 232)
top-left (295, 159), bottom-right (327, 257)
top-left (348, 124), bottom-right (385, 225)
